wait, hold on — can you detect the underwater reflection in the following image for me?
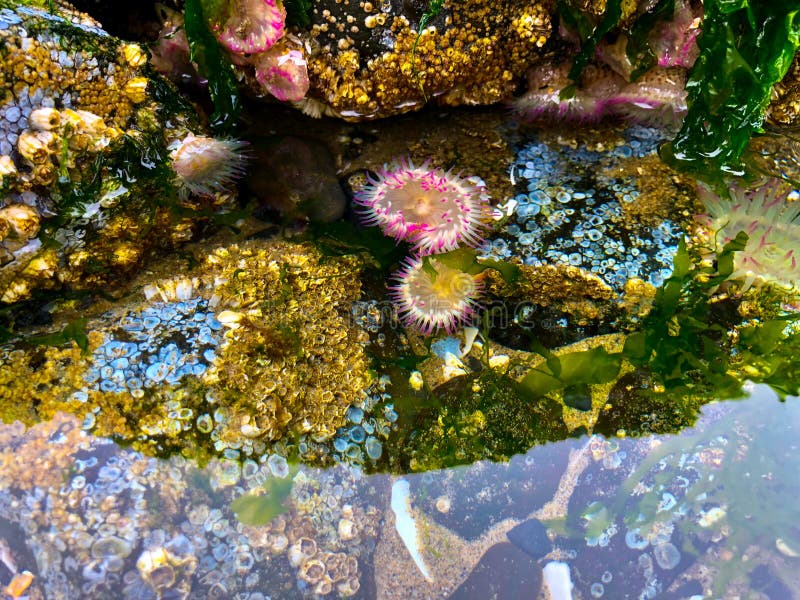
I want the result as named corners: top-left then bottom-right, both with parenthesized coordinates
top-left (0, 385), bottom-right (797, 598)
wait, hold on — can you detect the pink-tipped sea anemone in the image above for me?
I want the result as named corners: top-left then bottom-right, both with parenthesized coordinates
top-left (695, 178), bottom-right (800, 291)
top-left (606, 67), bottom-right (688, 126)
top-left (354, 158), bottom-right (490, 255)
top-left (251, 40), bottom-right (310, 102)
top-left (513, 63), bottom-right (624, 123)
top-left (169, 134), bottom-right (248, 197)
top-left (211, 0), bottom-right (286, 55)
top-left (389, 256), bottom-right (482, 335)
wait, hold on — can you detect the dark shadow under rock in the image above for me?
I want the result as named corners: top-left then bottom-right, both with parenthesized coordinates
top-left (448, 542), bottom-right (543, 600)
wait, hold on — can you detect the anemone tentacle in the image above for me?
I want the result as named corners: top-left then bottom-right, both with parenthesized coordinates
top-left (695, 178), bottom-right (800, 291)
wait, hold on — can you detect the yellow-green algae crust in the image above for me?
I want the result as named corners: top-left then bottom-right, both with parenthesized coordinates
top-left (0, 238), bottom-right (371, 460)
top-left (302, 0), bottom-right (554, 119)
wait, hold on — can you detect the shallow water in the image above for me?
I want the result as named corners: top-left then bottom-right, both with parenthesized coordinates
top-left (0, 385), bottom-right (797, 598)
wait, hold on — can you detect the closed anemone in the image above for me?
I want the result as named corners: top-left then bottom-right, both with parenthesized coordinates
top-left (210, 0), bottom-right (286, 55)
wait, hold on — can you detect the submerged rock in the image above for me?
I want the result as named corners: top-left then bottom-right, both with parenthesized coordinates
top-left (296, 0), bottom-right (554, 120)
top-left (246, 136), bottom-right (346, 223)
top-left (400, 371), bottom-right (570, 472)
top-left (0, 412), bottom-right (382, 598)
top-left (506, 519), bottom-right (551, 560)
top-left (449, 542), bottom-right (542, 600)
top-left (593, 371), bottom-right (705, 437)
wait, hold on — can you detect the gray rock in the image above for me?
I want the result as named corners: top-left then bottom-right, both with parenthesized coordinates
top-left (247, 136), bottom-right (346, 223)
top-left (448, 542), bottom-right (543, 600)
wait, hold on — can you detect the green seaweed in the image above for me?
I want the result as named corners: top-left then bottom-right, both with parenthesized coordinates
top-left (144, 74), bottom-right (204, 130)
top-left (521, 346), bottom-right (622, 399)
top-left (622, 235), bottom-right (800, 399)
top-left (431, 247), bottom-right (521, 284)
top-left (231, 464), bottom-right (298, 526)
top-left (662, 0), bottom-right (800, 181)
top-left (184, 0), bottom-right (242, 133)
top-left (514, 230), bottom-right (800, 420)
top-left (46, 126), bottom-right (179, 236)
top-left (284, 0), bottom-right (312, 27)
top-left (562, 382), bottom-right (593, 411)
top-left (308, 221), bottom-right (407, 270)
top-left (582, 501), bottom-right (613, 539)
top-left (557, 1), bottom-right (595, 43)
top-left (28, 318), bottom-right (89, 353)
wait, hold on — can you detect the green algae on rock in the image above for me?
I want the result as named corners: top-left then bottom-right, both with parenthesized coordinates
top-left (395, 371), bottom-right (570, 472)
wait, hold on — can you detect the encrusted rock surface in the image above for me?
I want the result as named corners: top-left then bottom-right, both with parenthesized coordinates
top-left (0, 2), bottom-right (232, 303)
top-left (0, 236), bottom-right (371, 458)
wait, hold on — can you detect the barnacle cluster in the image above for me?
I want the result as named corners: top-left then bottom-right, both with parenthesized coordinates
top-left (245, 467), bottom-right (383, 597)
top-left (0, 4), bottom-right (240, 303)
top-left (0, 237), bottom-right (372, 459)
top-left (202, 240), bottom-right (371, 443)
top-left (0, 412), bottom-right (384, 598)
top-left (486, 263), bottom-right (616, 326)
top-left (482, 126), bottom-right (689, 295)
top-left (769, 52), bottom-right (800, 125)
top-left (85, 279), bottom-right (224, 396)
top-left (301, 375), bottom-right (398, 467)
top-left (302, 0), bottom-right (553, 119)
top-left (0, 337), bottom-right (92, 424)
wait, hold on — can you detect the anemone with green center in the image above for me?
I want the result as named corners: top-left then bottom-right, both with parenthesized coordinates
top-left (695, 178), bottom-right (800, 291)
top-left (389, 256), bottom-right (482, 335)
